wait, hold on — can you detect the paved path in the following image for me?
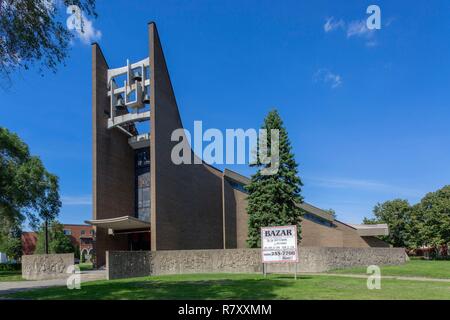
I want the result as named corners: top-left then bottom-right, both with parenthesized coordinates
top-left (301, 272), bottom-right (450, 283)
top-left (0, 270), bottom-right (106, 297)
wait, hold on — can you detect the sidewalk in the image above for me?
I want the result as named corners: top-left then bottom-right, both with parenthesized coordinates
top-left (0, 270), bottom-right (106, 297)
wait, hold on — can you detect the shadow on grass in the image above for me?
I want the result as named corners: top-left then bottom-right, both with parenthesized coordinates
top-left (0, 271), bottom-right (23, 282)
top-left (0, 271), bottom-right (21, 277)
top-left (9, 275), bottom-right (310, 300)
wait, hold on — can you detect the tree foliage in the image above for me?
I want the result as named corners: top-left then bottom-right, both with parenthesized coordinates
top-left (326, 208), bottom-right (336, 219)
top-left (35, 221), bottom-right (74, 254)
top-left (0, 0), bottom-right (96, 82)
top-left (363, 199), bottom-right (411, 248)
top-left (407, 186), bottom-right (450, 248)
top-left (364, 186), bottom-right (450, 250)
top-left (246, 110), bottom-right (304, 247)
top-left (0, 127), bottom-right (61, 230)
top-left (0, 222), bottom-right (22, 260)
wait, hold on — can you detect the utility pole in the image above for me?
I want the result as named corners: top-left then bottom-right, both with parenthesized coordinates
top-left (44, 219), bottom-right (49, 254)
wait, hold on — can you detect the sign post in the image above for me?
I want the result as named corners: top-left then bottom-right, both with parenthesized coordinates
top-left (261, 225), bottom-right (299, 279)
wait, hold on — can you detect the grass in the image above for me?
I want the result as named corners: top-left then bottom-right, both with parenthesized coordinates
top-left (330, 260), bottom-right (450, 279)
top-left (0, 270), bottom-right (23, 282)
top-left (78, 263), bottom-right (93, 271)
top-left (3, 272), bottom-right (450, 300)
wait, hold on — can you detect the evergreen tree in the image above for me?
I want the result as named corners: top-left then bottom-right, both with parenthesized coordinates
top-left (246, 110), bottom-right (304, 248)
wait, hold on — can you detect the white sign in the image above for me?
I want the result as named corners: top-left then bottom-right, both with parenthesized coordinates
top-left (261, 225), bottom-right (298, 263)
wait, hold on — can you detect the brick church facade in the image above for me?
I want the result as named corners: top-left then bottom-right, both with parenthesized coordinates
top-left (87, 22), bottom-right (389, 267)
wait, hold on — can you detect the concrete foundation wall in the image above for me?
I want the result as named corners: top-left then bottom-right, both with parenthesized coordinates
top-left (106, 251), bottom-right (151, 280)
top-left (22, 253), bottom-right (74, 280)
top-left (106, 247), bottom-right (407, 280)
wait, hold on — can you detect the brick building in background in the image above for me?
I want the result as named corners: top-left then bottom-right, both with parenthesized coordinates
top-left (21, 224), bottom-right (95, 261)
top-left (22, 232), bottom-right (38, 255)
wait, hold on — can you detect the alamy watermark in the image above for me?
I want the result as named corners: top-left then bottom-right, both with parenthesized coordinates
top-left (366, 265), bottom-right (381, 290)
top-left (66, 5), bottom-right (83, 31)
top-left (171, 121), bottom-right (280, 175)
top-left (366, 5), bottom-right (381, 30)
top-left (66, 264), bottom-right (81, 290)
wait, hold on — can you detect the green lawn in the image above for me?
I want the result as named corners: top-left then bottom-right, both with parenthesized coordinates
top-left (330, 260), bottom-right (450, 279)
top-left (78, 263), bottom-right (93, 271)
top-left (0, 271), bottom-right (23, 282)
top-left (4, 273), bottom-right (450, 300)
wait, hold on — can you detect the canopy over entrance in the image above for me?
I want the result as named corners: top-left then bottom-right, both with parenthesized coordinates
top-left (349, 224), bottom-right (389, 237)
top-left (85, 216), bottom-right (150, 233)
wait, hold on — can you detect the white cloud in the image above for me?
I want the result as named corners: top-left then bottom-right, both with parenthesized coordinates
top-left (324, 17), bottom-right (345, 33)
top-left (346, 20), bottom-right (374, 39)
top-left (323, 17), bottom-right (378, 47)
top-left (307, 177), bottom-right (423, 198)
top-left (61, 195), bottom-right (92, 206)
top-left (75, 14), bottom-right (102, 44)
top-left (313, 68), bottom-right (342, 89)
top-left (365, 40), bottom-right (378, 47)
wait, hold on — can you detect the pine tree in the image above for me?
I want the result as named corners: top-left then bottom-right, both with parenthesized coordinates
top-left (246, 109), bottom-right (304, 248)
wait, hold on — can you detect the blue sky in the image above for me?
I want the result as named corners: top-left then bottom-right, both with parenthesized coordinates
top-left (1, 0), bottom-right (450, 228)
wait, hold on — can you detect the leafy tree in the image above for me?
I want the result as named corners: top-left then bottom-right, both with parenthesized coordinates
top-left (246, 110), bottom-right (304, 247)
top-left (74, 245), bottom-right (80, 260)
top-left (326, 209), bottom-right (336, 219)
top-left (363, 199), bottom-right (411, 247)
top-left (35, 221), bottom-right (74, 254)
top-left (0, 222), bottom-right (22, 260)
top-left (0, 127), bottom-right (61, 231)
top-left (0, 0), bottom-right (97, 83)
top-left (408, 186), bottom-right (450, 249)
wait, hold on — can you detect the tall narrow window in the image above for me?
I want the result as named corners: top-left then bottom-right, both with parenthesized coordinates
top-left (135, 148), bottom-right (150, 221)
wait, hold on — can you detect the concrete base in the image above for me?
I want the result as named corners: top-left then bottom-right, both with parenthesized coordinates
top-left (22, 254), bottom-right (74, 280)
top-left (106, 247), bottom-right (407, 280)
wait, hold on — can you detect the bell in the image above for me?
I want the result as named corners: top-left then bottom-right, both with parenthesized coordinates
top-left (115, 96), bottom-right (126, 110)
top-left (142, 93), bottom-right (150, 104)
top-left (132, 70), bottom-right (142, 82)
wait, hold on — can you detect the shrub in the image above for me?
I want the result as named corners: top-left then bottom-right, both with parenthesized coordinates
top-left (0, 263), bottom-right (21, 271)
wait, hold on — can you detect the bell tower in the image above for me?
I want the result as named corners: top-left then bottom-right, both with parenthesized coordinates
top-left (91, 39), bottom-right (153, 267)
top-left (106, 57), bottom-right (151, 222)
top-left (90, 22), bottom-right (225, 267)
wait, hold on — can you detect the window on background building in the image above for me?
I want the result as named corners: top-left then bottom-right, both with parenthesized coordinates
top-left (81, 238), bottom-right (93, 245)
top-left (81, 230), bottom-right (85, 235)
top-left (63, 229), bottom-right (72, 235)
top-left (90, 230), bottom-right (94, 235)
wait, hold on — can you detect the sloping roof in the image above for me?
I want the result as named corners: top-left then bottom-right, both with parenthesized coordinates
top-left (223, 169), bottom-right (389, 235)
top-left (298, 202), bottom-right (334, 222)
top-left (224, 169), bottom-right (335, 222)
top-left (348, 223), bottom-right (389, 236)
top-left (223, 169), bottom-right (251, 185)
